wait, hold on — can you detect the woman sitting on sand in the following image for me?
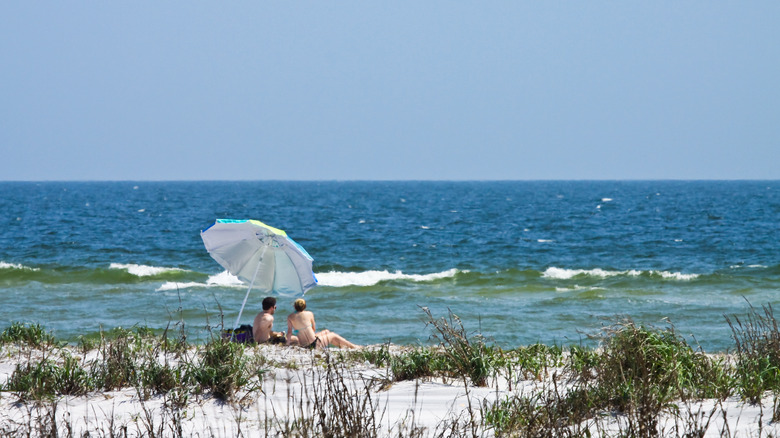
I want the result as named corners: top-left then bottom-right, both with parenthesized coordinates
top-left (286, 298), bottom-right (358, 349)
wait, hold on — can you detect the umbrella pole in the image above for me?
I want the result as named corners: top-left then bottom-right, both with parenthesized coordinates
top-left (233, 259), bottom-right (262, 335)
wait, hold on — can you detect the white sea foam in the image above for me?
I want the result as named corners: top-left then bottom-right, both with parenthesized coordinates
top-left (655, 271), bottom-right (699, 281)
top-left (537, 239), bottom-right (554, 243)
top-left (0, 261), bottom-right (39, 271)
top-left (206, 270), bottom-right (245, 287)
top-left (556, 285), bottom-right (605, 294)
top-left (730, 264), bottom-right (768, 269)
top-left (316, 269), bottom-right (460, 287)
top-left (602, 198), bottom-right (613, 202)
top-left (543, 267), bottom-right (631, 279)
top-left (156, 270), bottom-right (244, 291)
top-left (109, 263), bottom-right (185, 277)
top-left (543, 267), bottom-right (697, 281)
top-left (156, 282), bottom-right (203, 291)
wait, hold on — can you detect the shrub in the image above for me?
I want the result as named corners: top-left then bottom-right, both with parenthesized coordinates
top-left (5, 354), bottom-right (92, 401)
top-left (390, 346), bottom-right (447, 381)
top-left (90, 331), bottom-right (137, 390)
top-left (726, 302), bottom-right (780, 402)
top-left (189, 336), bottom-right (252, 400)
top-left (0, 322), bottom-right (56, 348)
top-left (567, 319), bottom-right (729, 437)
top-left (422, 307), bottom-right (500, 386)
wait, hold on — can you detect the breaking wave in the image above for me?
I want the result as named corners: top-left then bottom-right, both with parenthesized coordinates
top-left (0, 261), bottom-right (39, 271)
top-left (109, 263), bottom-right (186, 277)
top-left (542, 267), bottom-right (699, 281)
top-left (157, 269), bottom-right (461, 291)
top-left (316, 269), bottom-right (460, 287)
top-left (157, 271), bottom-right (244, 291)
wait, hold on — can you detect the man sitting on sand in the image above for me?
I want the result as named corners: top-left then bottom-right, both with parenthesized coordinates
top-left (253, 297), bottom-right (285, 344)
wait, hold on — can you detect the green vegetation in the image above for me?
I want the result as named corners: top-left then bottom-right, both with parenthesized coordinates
top-left (1, 322), bottom-right (57, 348)
top-left (727, 302), bottom-right (780, 402)
top-left (3, 302), bottom-right (780, 437)
top-left (0, 324), bottom-right (264, 403)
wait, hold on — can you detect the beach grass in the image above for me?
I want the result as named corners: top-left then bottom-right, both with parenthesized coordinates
top-left (2, 303), bottom-right (780, 436)
top-left (726, 301), bottom-right (780, 403)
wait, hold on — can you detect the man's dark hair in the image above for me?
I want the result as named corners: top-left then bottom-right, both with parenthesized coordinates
top-left (262, 296), bottom-right (277, 311)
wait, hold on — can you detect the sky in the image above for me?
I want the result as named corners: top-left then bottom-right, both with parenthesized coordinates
top-left (1, 2), bottom-right (778, 181)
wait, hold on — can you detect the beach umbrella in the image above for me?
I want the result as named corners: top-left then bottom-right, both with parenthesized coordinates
top-left (200, 219), bottom-right (317, 331)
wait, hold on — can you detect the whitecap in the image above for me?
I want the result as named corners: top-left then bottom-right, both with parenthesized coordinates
top-left (206, 270), bottom-right (245, 287)
top-left (653, 271), bottom-right (699, 281)
top-left (543, 266), bottom-right (697, 281)
top-left (537, 239), bottom-right (554, 243)
top-left (0, 261), bottom-right (39, 271)
top-left (316, 268), bottom-right (460, 287)
top-left (156, 282), bottom-right (205, 291)
top-left (602, 198), bottom-right (613, 202)
top-left (730, 264), bottom-right (768, 269)
top-left (109, 263), bottom-right (185, 277)
top-left (543, 267), bottom-right (626, 279)
top-left (156, 271), bottom-right (244, 291)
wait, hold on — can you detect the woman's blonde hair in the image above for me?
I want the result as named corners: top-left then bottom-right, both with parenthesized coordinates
top-left (293, 298), bottom-right (306, 312)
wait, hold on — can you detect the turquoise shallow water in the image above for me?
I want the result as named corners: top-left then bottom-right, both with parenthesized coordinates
top-left (1, 181), bottom-right (779, 351)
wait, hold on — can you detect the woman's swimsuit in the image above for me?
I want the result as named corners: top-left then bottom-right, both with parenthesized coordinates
top-left (291, 312), bottom-right (319, 348)
top-left (291, 323), bottom-right (311, 337)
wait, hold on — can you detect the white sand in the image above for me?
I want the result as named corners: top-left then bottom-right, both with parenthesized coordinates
top-left (0, 343), bottom-right (777, 437)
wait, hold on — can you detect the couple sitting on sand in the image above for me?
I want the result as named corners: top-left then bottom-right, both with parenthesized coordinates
top-left (252, 297), bottom-right (358, 349)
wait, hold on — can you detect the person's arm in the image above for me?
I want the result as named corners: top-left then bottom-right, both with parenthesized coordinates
top-left (310, 312), bottom-right (316, 332)
top-left (286, 317), bottom-right (295, 345)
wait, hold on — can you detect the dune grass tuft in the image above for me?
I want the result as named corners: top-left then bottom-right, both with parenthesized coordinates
top-left (0, 322), bottom-right (57, 348)
top-left (726, 301), bottom-right (780, 402)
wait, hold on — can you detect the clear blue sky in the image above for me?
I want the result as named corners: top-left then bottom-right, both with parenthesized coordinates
top-left (2, 2), bottom-right (778, 181)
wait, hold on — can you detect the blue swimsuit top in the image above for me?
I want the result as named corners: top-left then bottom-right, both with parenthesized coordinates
top-left (291, 324), bottom-right (311, 336)
top-left (291, 312), bottom-right (311, 336)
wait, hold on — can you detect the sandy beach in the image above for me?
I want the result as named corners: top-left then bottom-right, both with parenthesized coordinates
top-left (2, 338), bottom-right (779, 437)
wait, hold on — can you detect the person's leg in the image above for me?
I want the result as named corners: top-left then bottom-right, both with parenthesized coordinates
top-left (319, 331), bottom-right (358, 349)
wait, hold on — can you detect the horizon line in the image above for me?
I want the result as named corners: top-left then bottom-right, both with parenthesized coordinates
top-left (1, 178), bottom-right (778, 183)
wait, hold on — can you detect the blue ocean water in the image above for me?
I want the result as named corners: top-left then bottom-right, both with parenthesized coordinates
top-left (1, 181), bottom-right (779, 352)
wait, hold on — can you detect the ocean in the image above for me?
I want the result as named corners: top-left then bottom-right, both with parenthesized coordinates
top-left (1, 181), bottom-right (778, 352)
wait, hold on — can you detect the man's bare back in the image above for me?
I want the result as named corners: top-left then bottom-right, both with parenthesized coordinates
top-left (253, 296), bottom-right (284, 343)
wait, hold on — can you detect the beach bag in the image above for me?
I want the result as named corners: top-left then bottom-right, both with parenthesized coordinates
top-left (222, 324), bottom-right (255, 344)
